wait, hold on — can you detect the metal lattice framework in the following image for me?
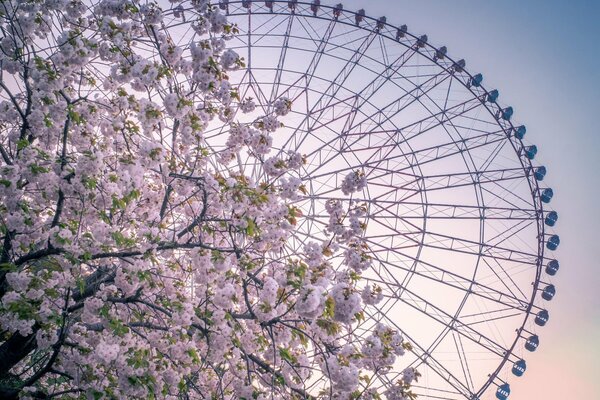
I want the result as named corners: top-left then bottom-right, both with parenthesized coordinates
top-left (165, 1), bottom-right (559, 399)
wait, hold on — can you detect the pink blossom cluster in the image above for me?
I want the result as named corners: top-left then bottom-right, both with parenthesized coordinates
top-left (341, 170), bottom-right (368, 195)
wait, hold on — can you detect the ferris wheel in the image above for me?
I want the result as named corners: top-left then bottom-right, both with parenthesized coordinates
top-left (168, 1), bottom-right (559, 399)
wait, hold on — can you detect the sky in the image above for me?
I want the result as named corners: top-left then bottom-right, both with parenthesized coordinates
top-left (331, 0), bottom-right (600, 398)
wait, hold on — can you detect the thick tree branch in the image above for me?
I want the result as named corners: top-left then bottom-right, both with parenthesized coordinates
top-left (50, 110), bottom-right (71, 228)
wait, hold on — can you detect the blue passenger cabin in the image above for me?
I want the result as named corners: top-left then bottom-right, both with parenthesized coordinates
top-left (535, 310), bottom-right (549, 326)
top-left (545, 211), bottom-right (558, 227)
top-left (524, 145), bottom-right (537, 160)
top-left (541, 284), bottom-right (556, 301)
top-left (514, 125), bottom-right (526, 139)
top-left (546, 235), bottom-right (560, 250)
top-left (540, 188), bottom-right (554, 203)
top-left (525, 335), bottom-right (539, 352)
top-left (545, 259), bottom-right (559, 276)
top-left (501, 106), bottom-right (514, 120)
top-left (534, 166), bottom-right (547, 181)
top-left (496, 383), bottom-right (511, 400)
top-left (512, 359), bottom-right (527, 377)
top-left (487, 89), bottom-right (499, 103)
top-left (471, 73), bottom-right (483, 87)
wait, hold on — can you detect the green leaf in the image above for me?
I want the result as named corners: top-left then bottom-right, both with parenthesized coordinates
top-left (99, 304), bottom-right (110, 319)
top-left (76, 277), bottom-right (85, 294)
top-left (354, 311), bottom-right (365, 323)
top-left (0, 263), bottom-right (17, 272)
top-left (316, 319), bottom-right (340, 336)
top-left (274, 375), bottom-right (286, 386)
top-left (324, 296), bottom-right (335, 319)
top-left (17, 139), bottom-right (29, 150)
top-left (127, 376), bottom-right (139, 386)
top-left (279, 347), bottom-right (298, 364)
top-left (82, 176), bottom-right (97, 190)
top-left (108, 318), bottom-right (129, 337)
top-left (246, 218), bottom-right (256, 236)
top-left (187, 348), bottom-right (201, 363)
top-left (29, 164), bottom-right (49, 175)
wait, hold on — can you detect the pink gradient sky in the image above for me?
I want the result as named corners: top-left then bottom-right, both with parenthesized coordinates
top-left (336, 0), bottom-right (600, 398)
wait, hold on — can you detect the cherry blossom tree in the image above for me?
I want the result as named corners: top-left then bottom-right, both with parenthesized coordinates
top-left (0, 1), bottom-right (418, 399)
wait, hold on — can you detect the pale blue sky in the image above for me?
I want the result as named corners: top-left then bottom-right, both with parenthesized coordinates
top-left (336, 0), bottom-right (600, 398)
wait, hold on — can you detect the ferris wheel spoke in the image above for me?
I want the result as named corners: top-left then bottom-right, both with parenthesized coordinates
top-left (277, 29), bottom-right (380, 153)
top-left (362, 223), bottom-right (538, 271)
top-left (272, 17), bottom-right (337, 103)
top-left (356, 277), bottom-right (478, 396)
top-left (480, 180), bottom-right (541, 216)
top-left (407, 230), bottom-right (539, 265)
top-left (295, 196), bottom-right (537, 222)
top-left (302, 81), bottom-right (479, 149)
top-left (367, 199), bottom-right (536, 223)
top-left (477, 256), bottom-right (530, 301)
top-left (365, 220), bottom-right (535, 296)
top-left (484, 216), bottom-right (538, 251)
top-left (301, 97), bottom-right (491, 183)
top-left (247, 70), bottom-right (273, 114)
top-left (363, 253), bottom-right (528, 311)
top-left (292, 68), bottom-right (458, 171)
top-left (391, 139), bottom-right (510, 190)
top-left (304, 210), bottom-right (534, 223)
top-left (290, 207), bottom-right (531, 309)
top-left (377, 280), bottom-right (508, 358)
top-left (366, 167), bottom-right (528, 194)
top-left (361, 304), bottom-right (475, 399)
top-left (385, 127), bottom-right (497, 185)
top-left (357, 44), bottom-right (419, 98)
top-left (345, 68), bottom-right (458, 136)
top-left (478, 133), bottom-right (511, 173)
top-left (460, 307), bottom-right (524, 327)
top-left (299, 132), bottom-right (507, 200)
top-left (333, 44), bottom-right (420, 134)
top-left (452, 330), bottom-right (476, 393)
top-left (409, 385), bottom-right (465, 400)
top-left (367, 292), bottom-right (492, 400)
top-left (361, 226), bottom-right (532, 307)
top-left (305, 129), bottom-right (502, 191)
top-left (266, 13), bottom-right (296, 108)
top-left (239, 16), bottom-right (285, 113)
